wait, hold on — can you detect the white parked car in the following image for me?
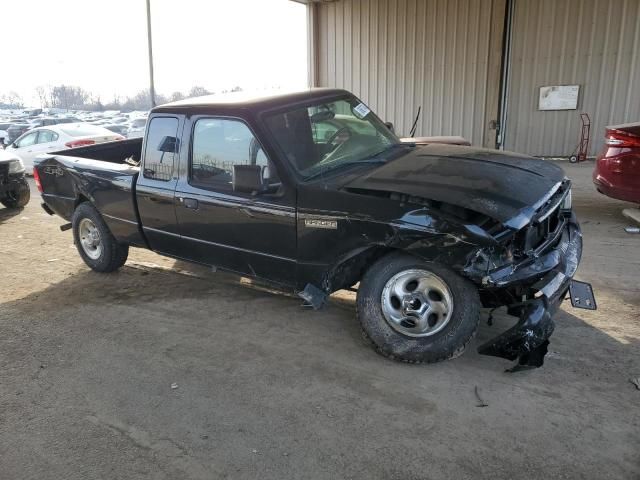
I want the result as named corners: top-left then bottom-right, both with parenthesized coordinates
top-left (0, 122), bottom-right (13, 146)
top-left (126, 117), bottom-right (147, 138)
top-left (6, 123), bottom-right (124, 174)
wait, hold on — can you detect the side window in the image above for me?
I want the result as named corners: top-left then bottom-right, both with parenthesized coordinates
top-left (16, 132), bottom-right (38, 148)
top-left (37, 130), bottom-right (59, 144)
top-left (143, 117), bottom-right (178, 182)
top-left (190, 118), bottom-right (278, 191)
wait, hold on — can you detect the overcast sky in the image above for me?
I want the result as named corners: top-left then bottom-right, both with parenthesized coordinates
top-left (1, 0), bottom-right (308, 106)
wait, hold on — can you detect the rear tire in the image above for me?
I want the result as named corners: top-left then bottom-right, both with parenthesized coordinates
top-left (356, 252), bottom-right (480, 363)
top-left (72, 202), bottom-right (128, 272)
top-left (1, 179), bottom-right (30, 208)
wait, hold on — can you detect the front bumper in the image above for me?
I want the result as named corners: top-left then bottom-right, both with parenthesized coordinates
top-left (477, 216), bottom-right (583, 369)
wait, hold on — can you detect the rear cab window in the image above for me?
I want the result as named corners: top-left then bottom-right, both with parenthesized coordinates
top-left (142, 117), bottom-right (179, 182)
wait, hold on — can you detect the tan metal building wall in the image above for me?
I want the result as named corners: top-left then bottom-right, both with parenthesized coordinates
top-left (504, 0), bottom-right (640, 156)
top-left (311, 0), bottom-right (506, 147)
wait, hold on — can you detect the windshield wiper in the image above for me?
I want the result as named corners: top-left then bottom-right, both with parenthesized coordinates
top-left (303, 158), bottom-right (386, 182)
top-left (303, 143), bottom-right (411, 182)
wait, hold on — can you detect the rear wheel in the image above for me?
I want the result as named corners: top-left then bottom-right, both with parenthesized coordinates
top-left (72, 202), bottom-right (128, 272)
top-left (1, 178), bottom-right (30, 208)
top-left (357, 253), bottom-right (480, 363)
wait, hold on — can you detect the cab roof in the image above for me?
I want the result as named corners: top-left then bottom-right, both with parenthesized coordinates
top-left (152, 88), bottom-right (351, 114)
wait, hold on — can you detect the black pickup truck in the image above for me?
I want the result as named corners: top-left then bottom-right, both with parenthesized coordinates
top-left (34, 88), bottom-right (595, 368)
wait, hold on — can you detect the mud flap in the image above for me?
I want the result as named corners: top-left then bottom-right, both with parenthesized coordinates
top-left (477, 298), bottom-right (554, 370)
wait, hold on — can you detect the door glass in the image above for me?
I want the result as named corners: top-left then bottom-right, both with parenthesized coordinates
top-left (190, 118), bottom-right (278, 190)
top-left (37, 130), bottom-right (59, 144)
top-left (143, 117), bottom-right (179, 182)
top-left (16, 132), bottom-right (37, 148)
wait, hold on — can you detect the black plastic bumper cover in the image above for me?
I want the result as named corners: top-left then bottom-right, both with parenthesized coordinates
top-left (478, 218), bottom-right (582, 369)
top-left (0, 173), bottom-right (27, 195)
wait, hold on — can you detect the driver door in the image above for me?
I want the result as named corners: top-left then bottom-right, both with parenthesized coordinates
top-left (174, 116), bottom-right (297, 286)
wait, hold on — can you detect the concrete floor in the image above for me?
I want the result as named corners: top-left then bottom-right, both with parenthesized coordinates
top-left (1, 161), bottom-right (638, 479)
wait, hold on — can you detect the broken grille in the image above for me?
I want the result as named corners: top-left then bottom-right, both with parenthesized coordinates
top-left (523, 207), bottom-right (563, 252)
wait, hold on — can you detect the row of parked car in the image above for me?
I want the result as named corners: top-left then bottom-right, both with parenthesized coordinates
top-left (0, 109), bottom-right (148, 174)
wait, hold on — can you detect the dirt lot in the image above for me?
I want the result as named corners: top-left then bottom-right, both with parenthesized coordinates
top-left (1, 161), bottom-right (638, 479)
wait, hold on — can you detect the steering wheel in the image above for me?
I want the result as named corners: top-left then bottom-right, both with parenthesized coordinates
top-left (323, 126), bottom-right (355, 162)
top-left (325, 126), bottom-right (352, 147)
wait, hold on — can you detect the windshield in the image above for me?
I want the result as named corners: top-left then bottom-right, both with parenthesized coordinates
top-left (264, 96), bottom-right (399, 180)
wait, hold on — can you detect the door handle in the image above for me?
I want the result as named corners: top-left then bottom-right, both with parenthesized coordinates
top-left (178, 197), bottom-right (198, 209)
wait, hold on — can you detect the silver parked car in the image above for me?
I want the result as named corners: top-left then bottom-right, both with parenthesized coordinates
top-left (126, 117), bottom-right (147, 138)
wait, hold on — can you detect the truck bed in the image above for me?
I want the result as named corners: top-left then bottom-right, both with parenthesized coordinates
top-left (36, 138), bottom-right (146, 246)
top-left (50, 137), bottom-right (143, 164)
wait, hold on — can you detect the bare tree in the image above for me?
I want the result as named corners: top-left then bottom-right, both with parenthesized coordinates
top-left (0, 91), bottom-right (24, 108)
top-left (27, 85), bottom-right (226, 111)
top-left (49, 85), bottom-right (92, 110)
top-left (35, 86), bottom-right (50, 108)
top-left (188, 86), bottom-right (211, 98)
top-left (170, 91), bottom-right (185, 102)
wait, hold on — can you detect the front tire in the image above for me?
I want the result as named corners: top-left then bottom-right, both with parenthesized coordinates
top-left (1, 178), bottom-right (30, 208)
top-left (72, 202), bottom-right (129, 272)
top-left (357, 253), bottom-right (480, 363)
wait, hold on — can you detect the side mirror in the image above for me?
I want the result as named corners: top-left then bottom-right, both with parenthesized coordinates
top-left (157, 135), bottom-right (178, 153)
top-left (233, 165), bottom-right (264, 193)
top-left (384, 122), bottom-right (395, 133)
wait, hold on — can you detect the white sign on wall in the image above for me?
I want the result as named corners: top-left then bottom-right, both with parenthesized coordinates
top-left (538, 85), bottom-right (580, 111)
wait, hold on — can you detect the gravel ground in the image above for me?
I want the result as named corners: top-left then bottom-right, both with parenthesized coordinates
top-left (1, 161), bottom-right (638, 479)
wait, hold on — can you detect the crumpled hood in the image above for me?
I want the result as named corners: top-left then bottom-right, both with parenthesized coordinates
top-left (344, 144), bottom-right (565, 226)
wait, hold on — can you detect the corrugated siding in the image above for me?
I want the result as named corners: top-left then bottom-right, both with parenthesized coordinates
top-left (316, 0), bottom-right (499, 144)
top-left (505, 0), bottom-right (640, 156)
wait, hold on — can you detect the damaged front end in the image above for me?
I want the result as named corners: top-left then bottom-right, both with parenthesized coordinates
top-left (466, 183), bottom-right (589, 370)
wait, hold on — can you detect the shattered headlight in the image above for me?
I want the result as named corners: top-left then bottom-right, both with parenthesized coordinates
top-left (560, 188), bottom-right (572, 211)
top-left (8, 159), bottom-right (25, 174)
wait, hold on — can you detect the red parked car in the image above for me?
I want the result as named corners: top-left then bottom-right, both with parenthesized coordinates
top-left (593, 122), bottom-right (640, 204)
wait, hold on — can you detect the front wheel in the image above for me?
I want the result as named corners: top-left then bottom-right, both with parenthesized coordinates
top-left (1, 178), bottom-right (30, 208)
top-left (72, 202), bottom-right (129, 272)
top-left (357, 253), bottom-right (480, 363)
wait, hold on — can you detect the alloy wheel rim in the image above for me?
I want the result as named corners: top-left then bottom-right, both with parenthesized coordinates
top-left (78, 218), bottom-right (102, 260)
top-left (380, 269), bottom-right (453, 337)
